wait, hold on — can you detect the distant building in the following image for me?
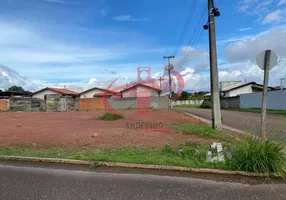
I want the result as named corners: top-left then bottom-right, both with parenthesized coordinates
top-left (79, 87), bottom-right (116, 98)
top-left (220, 81), bottom-right (273, 97)
top-left (119, 83), bottom-right (162, 98)
top-left (33, 87), bottom-right (79, 100)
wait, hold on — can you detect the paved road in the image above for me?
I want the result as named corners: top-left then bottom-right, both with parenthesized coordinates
top-left (181, 108), bottom-right (286, 140)
top-left (1, 163), bottom-right (286, 200)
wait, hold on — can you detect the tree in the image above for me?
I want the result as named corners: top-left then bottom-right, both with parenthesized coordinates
top-left (7, 86), bottom-right (26, 93)
top-left (178, 91), bottom-right (190, 100)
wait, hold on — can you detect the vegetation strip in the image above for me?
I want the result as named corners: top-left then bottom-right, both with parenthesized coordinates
top-left (0, 156), bottom-right (276, 178)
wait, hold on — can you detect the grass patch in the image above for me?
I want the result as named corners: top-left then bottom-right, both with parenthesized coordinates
top-left (173, 104), bottom-right (201, 108)
top-left (1, 138), bottom-right (285, 177)
top-left (228, 137), bottom-right (286, 176)
top-left (97, 112), bottom-right (124, 121)
top-left (173, 123), bottom-right (239, 143)
top-left (0, 144), bottom-right (227, 170)
top-left (225, 108), bottom-right (286, 115)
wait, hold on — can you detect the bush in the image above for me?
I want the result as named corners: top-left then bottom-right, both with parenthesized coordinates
top-left (98, 112), bottom-right (124, 121)
top-left (200, 104), bottom-right (211, 109)
top-left (229, 137), bottom-right (286, 176)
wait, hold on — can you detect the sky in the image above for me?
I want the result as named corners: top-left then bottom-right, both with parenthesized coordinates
top-left (0, 0), bottom-right (286, 92)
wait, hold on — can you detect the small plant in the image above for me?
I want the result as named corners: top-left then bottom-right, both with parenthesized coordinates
top-left (173, 123), bottom-right (239, 143)
top-left (228, 137), bottom-right (286, 176)
top-left (199, 104), bottom-right (211, 109)
top-left (98, 112), bottom-right (124, 121)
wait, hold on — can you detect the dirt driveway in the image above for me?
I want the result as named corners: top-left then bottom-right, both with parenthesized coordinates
top-left (0, 111), bottom-right (217, 150)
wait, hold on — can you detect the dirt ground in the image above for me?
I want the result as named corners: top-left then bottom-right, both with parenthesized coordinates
top-left (0, 110), bottom-right (218, 150)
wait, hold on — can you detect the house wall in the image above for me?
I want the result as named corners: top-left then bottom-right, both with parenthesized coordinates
top-left (80, 88), bottom-right (107, 99)
top-left (240, 90), bottom-right (286, 110)
top-left (33, 90), bottom-right (60, 100)
top-left (122, 86), bottom-right (159, 98)
top-left (220, 81), bottom-right (241, 90)
top-left (225, 85), bottom-right (253, 97)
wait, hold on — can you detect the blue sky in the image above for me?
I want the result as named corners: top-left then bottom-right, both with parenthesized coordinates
top-left (0, 0), bottom-right (286, 92)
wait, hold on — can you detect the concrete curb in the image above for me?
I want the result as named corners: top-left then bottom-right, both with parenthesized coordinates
top-left (0, 156), bottom-right (277, 178)
top-left (184, 112), bottom-right (244, 134)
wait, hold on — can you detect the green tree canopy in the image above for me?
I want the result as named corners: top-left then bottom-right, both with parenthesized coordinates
top-left (7, 86), bottom-right (27, 93)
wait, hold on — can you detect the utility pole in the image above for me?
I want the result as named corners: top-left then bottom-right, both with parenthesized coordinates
top-left (204, 0), bottom-right (222, 129)
top-left (163, 55), bottom-right (175, 110)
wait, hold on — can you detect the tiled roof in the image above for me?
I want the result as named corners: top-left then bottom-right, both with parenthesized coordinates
top-left (33, 87), bottom-right (79, 95)
top-left (120, 83), bottom-right (162, 93)
top-left (80, 87), bottom-right (115, 95)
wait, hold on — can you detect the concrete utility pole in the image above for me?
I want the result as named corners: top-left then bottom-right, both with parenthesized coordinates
top-left (163, 56), bottom-right (175, 110)
top-left (207, 0), bottom-right (222, 129)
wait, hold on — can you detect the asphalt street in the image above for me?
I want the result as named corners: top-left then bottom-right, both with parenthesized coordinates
top-left (181, 108), bottom-right (286, 140)
top-left (1, 162), bottom-right (286, 200)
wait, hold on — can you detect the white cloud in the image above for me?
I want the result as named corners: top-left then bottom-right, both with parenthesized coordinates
top-left (239, 27), bottom-right (252, 31)
top-left (278, 0), bottom-right (286, 6)
top-left (44, 0), bottom-right (66, 4)
top-left (262, 9), bottom-right (282, 24)
top-left (100, 8), bottom-right (109, 16)
top-left (226, 26), bottom-right (286, 62)
top-left (113, 15), bottom-right (149, 22)
top-left (0, 65), bottom-right (41, 91)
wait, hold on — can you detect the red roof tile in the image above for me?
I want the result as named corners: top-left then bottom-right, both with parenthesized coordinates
top-left (120, 83), bottom-right (162, 93)
top-left (33, 87), bottom-right (79, 95)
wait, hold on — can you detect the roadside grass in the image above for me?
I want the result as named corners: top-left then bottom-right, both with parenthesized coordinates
top-left (173, 123), bottom-right (240, 143)
top-left (1, 138), bottom-right (285, 177)
top-left (97, 112), bottom-right (124, 121)
top-left (0, 144), bottom-right (228, 170)
top-left (173, 104), bottom-right (201, 109)
top-left (224, 108), bottom-right (286, 115)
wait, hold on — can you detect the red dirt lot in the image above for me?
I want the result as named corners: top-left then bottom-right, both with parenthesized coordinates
top-left (0, 110), bottom-right (216, 150)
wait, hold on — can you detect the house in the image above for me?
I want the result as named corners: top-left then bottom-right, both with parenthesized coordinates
top-left (220, 81), bottom-right (273, 97)
top-left (119, 83), bottom-right (162, 98)
top-left (33, 87), bottom-right (79, 100)
top-left (79, 87), bottom-right (116, 99)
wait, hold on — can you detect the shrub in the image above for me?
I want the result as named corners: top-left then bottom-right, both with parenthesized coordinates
top-left (98, 112), bottom-right (124, 121)
top-left (200, 104), bottom-right (211, 109)
top-left (228, 137), bottom-right (286, 176)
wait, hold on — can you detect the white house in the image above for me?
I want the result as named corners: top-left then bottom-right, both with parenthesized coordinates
top-left (33, 87), bottom-right (79, 100)
top-left (220, 81), bottom-right (273, 97)
top-left (79, 87), bottom-right (115, 98)
top-left (120, 83), bottom-right (162, 98)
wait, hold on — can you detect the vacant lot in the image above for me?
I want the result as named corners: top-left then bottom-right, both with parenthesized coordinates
top-left (0, 111), bottom-right (220, 150)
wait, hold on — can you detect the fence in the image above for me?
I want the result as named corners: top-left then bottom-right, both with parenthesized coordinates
top-left (46, 94), bottom-right (79, 112)
top-left (172, 99), bottom-right (203, 106)
top-left (9, 97), bottom-right (42, 111)
top-left (0, 100), bottom-right (8, 111)
top-left (240, 90), bottom-right (286, 110)
top-left (202, 96), bottom-right (240, 109)
top-left (79, 96), bottom-right (169, 111)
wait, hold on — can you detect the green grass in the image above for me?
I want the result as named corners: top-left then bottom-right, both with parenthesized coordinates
top-left (225, 108), bottom-right (286, 115)
top-left (173, 123), bottom-right (240, 143)
top-left (1, 138), bottom-right (285, 177)
top-left (97, 112), bottom-right (124, 121)
top-left (228, 137), bottom-right (286, 176)
top-left (0, 144), bottom-right (227, 170)
top-left (173, 104), bottom-right (201, 108)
